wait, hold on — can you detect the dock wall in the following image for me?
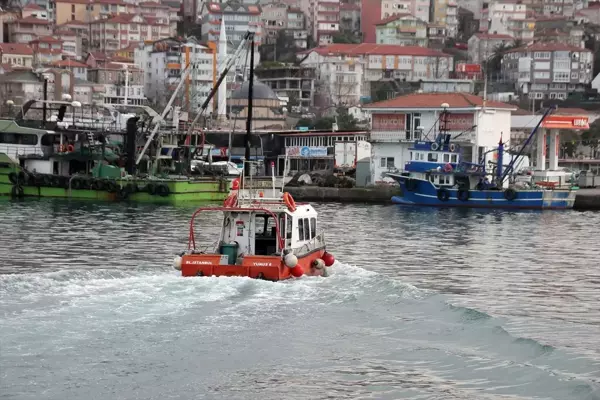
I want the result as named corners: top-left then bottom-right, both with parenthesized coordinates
top-left (285, 186), bottom-right (600, 210)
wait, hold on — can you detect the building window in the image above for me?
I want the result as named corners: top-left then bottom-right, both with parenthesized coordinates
top-left (553, 72), bottom-right (569, 82)
top-left (380, 157), bottom-right (395, 168)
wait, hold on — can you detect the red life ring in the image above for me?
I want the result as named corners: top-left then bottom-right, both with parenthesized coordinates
top-left (67, 144), bottom-right (75, 152)
top-left (283, 192), bottom-right (296, 212)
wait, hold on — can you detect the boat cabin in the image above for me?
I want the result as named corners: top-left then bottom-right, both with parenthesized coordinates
top-left (216, 202), bottom-right (320, 263)
top-left (405, 140), bottom-right (461, 174)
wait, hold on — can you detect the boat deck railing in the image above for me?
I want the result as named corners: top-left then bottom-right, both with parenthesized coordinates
top-left (0, 145), bottom-right (44, 159)
top-left (292, 230), bottom-right (325, 256)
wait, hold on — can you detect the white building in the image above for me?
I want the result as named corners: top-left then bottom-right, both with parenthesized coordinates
top-left (480, 0), bottom-right (532, 42)
top-left (299, 43), bottom-right (453, 108)
top-left (363, 92), bottom-right (516, 185)
top-left (135, 37), bottom-right (215, 112)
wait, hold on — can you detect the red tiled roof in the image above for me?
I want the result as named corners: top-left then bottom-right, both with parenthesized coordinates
top-left (473, 33), bottom-right (513, 40)
top-left (23, 3), bottom-right (45, 10)
top-left (139, 1), bottom-right (170, 8)
top-left (58, 19), bottom-right (88, 26)
top-left (300, 43), bottom-right (448, 57)
top-left (31, 36), bottom-right (63, 43)
top-left (0, 43), bottom-right (34, 55)
top-left (374, 13), bottom-right (413, 25)
top-left (53, 29), bottom-right (78, 36)
top-left (507, 42), bottom-right (592, 53)
top-left (13, 16), bottom-right (51, 24)
top-left (51, 59), bottom-right (88, 68)
top-left (88, 51), bottom-right (108, 60)
top-left (363, 93), bottom-right (515, 109)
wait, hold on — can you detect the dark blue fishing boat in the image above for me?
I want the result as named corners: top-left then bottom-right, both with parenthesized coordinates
top-left (386, 106), bottom-right (577, 210)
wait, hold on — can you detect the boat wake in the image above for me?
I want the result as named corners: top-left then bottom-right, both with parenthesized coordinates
top-left (1, 263), bottom-right (599, 400)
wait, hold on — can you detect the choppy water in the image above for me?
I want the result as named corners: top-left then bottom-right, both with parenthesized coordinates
top-left (1, 200), bottom-right (599, 400)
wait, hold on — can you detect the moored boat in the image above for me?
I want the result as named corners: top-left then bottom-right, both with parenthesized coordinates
top-left (173, 183), bottom-right (336, 280)
top-left (387, 106), bottom-right (577, 210)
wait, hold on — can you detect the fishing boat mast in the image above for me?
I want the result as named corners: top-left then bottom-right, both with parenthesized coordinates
top-left (244, 36), bottom-right (255, 179)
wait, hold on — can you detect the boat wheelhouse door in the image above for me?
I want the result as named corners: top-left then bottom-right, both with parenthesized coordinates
top-left (253, 213), bottom-right (280, 256)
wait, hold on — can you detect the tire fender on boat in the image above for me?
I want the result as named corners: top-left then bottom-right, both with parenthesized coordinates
top-left (504, 188), bottom-right (518, 201)
top-left (437, 188), bottom-right (450, 202)
top-left (405, 178), bottom-right (418, 192)
top-left (457, 189), bottom-right (470, 201)
top-left (11, 185), bottom-right (24, 199)
top-left (8, 172), bottom-right (18, 184)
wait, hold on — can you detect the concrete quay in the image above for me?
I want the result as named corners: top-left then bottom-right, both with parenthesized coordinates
top-left (285, 186), bottom-right (600, 210)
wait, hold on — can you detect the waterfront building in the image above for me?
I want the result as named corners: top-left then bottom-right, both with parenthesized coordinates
top-left (364, 92), bottom-right (515, 185)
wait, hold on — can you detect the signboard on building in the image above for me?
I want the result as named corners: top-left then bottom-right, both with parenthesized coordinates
top-left (286, 146), bottom-right (328, 158)
top-left (541, 115), bottom-right (590, 130)
top-left (445, 113), bottom-right (475, 131)
top-left (372, 113), bottom-right (406, 131)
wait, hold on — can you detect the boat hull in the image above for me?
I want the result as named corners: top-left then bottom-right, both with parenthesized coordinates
top-left (180, 249), bottom-right (328, 281)
top-left (390, 176), bottom-right (576, 210)
top-left (0, 166), bottom-right (230, 204)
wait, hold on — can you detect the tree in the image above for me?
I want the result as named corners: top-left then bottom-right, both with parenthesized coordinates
top-left (295, 107), bottom-right (358, 130)
top-left (581, 119), bottom-right (600, 158)
top-left (332, 31), bottom-right (360, 44)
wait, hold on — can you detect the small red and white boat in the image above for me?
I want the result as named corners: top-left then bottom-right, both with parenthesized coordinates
top-left (173, 179), bottom-right (335, 280)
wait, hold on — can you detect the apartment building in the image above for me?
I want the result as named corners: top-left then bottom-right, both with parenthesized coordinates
top-left (0, 43), bottom-right (34, 68)
top-left (468, 32), bottom-right (513, 64)
top-left (299, 43), bottom-right (453, 107)
top-left (313, 0), bottom-right (341, 45)
top-left (340, 3), bottom-right (360, 34)
top-left (134, 37), bottom-right (215, 112)
top-left (88, 62), bottom-right (146, 105)
top-left (8, 16), bottom-right (52, 43)
top-left (22, 4), bottom-right (49, 20)
top-left (430, 0), bottom-right (458, 37)
top-left (51, 59), bottom-right (89, 80)
top-left (254, 63), bottom-right (316, 111)
top-left (54, 0), bottom-right (129, 26)
top-left (381, 0), bottom-right (430, 22)
top-left (480, 0), bottom-right (534, 42)
top-left (375, 14), bottom-right (428, 46)
top-left (261, 3), bottom-right (308, 49)
top-left (90, 14), bottom-right (172, 52)
top-left (199, 1), bottom-right (263, 50)
top-left (502, 43), bottom-right (593, 100)
top-left (29, 36), bottom-right (63, 65)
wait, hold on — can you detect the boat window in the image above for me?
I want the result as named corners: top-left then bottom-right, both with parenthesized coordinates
top-left (410, 151), bottom-right (413, 160)
top-left (298, 218), bottom-right (304, 241)
top-left (255, 216), bottom-right (266, 235)
top-left (41, 134), bottom-right (57, 146)
top-left (310, 218), bottom-right (316, 239)
top-left (303, 218), bottom-right (310, 241)
top-left (286, 215), bottom-right (292, 239)
top-left (443, 153), bottom-right (450, 162)
top-left (0, 132), bottom-right (38, 145)
top-left (418, 153), bottom-right (425, 161)
top-left (428, 153), bottom-right (438, 162)
top-left (451, 154), bottom-right (458, 163)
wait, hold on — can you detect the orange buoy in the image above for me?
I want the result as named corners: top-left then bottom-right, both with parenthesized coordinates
top-left (231, 178), bottom-right (240, 190)
top-left (290, 265), bottom-right (304, 277)
top-left (223, 192), bottom-right (238, 207)
top-left (283, 192), bottom-right (296, 212)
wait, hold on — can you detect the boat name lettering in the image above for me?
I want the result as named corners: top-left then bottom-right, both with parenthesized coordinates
top-left (252, 262), bottom-right (273, 266)
top-left (188, 260), bottom-right (212, 265)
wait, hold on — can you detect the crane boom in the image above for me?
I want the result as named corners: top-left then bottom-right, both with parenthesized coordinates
top-left (135, 31), bottom-right (254, 166)
top-left (186, 31), bottom-right (254, 136)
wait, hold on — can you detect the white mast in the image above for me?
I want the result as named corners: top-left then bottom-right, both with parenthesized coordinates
top-left (217, 16), bottom-right (228, 122)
